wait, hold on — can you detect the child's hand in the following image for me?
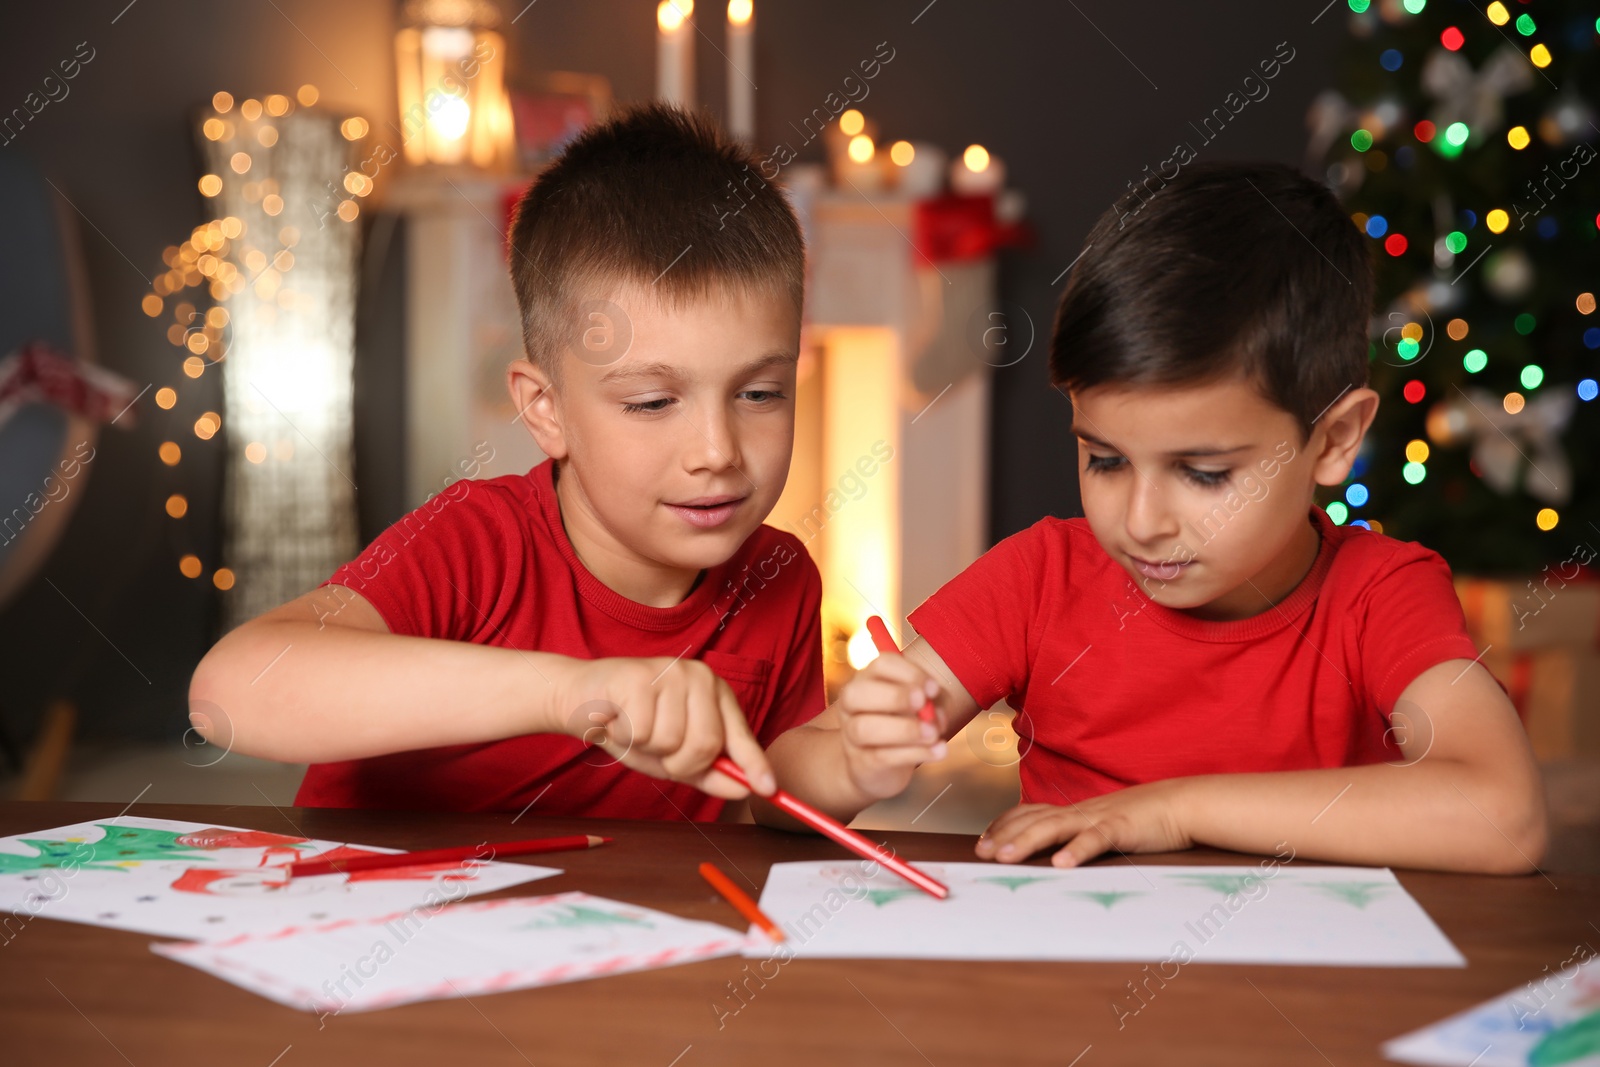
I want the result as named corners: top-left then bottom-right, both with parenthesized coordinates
top-left (557, 657), bottom-right (776, 801)
top-left (835, 650), bottom-right (947, 801)
top-left (975, 780), bottom-right (1193, 867)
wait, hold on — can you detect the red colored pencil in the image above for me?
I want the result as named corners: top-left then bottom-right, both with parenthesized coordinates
top-left (713, 756), bottom-right (948, 899)
top-left (699, 861), bottom-right (784, 941)
top-left (287, 834), bottom-right (610, 878)
top-left (865, 615), bottom-right (937, 726)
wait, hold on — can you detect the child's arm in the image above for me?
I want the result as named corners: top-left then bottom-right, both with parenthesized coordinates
top-left (759, 636), bottom-right (979, 826)
top-left (188, 584), bottom-right (776, 799)
top-left (976, 658), bottom-right (1548, 875)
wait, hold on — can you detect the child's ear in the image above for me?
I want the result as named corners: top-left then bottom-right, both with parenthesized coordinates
top-left (507, 357), bottom-right (568, 459)
top-left (1310, 386), bottom-right (1379, 486)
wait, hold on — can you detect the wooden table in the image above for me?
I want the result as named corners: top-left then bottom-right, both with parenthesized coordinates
top-left (2, 801), bottom-right (1593, 1066)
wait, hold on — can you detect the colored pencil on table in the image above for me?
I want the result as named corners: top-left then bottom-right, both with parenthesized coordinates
top-left (699, 861), bottom-right (784, 941)
top-left (287, 834), bottom-right (610, 878)
top-left (712, 756), bottom-right (949, 900)
top-left (865, 615), bottom-right (937, 725)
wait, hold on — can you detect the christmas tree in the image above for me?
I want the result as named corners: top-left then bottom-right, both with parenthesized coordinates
top-left (0, 824), bottom-right (211, 875)
top-left (1311, 0), bottom-right (1598, 573)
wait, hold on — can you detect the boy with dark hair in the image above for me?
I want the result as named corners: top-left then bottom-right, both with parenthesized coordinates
top-left (767, 162), bottom-right (1548, 874)
top-left (192, 105), bottom-right (823, 820)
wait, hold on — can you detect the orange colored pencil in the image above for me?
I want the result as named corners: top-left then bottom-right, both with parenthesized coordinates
top-left (865, 615), bottom-right (937, 725)
top-left (699, 861), bottom-right (784, 941)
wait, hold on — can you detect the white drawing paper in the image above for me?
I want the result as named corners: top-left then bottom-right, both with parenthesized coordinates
top-left (744, 861), bottom-right (1465, 967)
top-left (1383, 950), bottom-right (1600, 1066)
top-left (0, 817), bottom-right (560, 939)
top-left (152, 891), bottom-right (749, 1013)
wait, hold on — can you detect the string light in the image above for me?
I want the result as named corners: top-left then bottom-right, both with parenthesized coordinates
top-left (1520, 364), bottom-right (1544, 390)
top-left (1445, 317), bottom-right (1468, 339)
top-left (1485, 1), bottom-right (1509, 26)
top-left (1403, 380), bottom-right (1426, 403)
top-left (1486, 209), bottom-right (1509, 233)
top-left (839, 109), bottom-right (865, 137)
top-left (1507, 126), bottom-right (1530, 150)
top-left (1405, 439), bottom-right (1429, 464)
top-left (1463, 349), bottom-right (1488, 373)
top-left (889, 140), bottom-right (915, 166)
top-left (1351, 129), bottom-right (1374, 151)
top-left (1403, 461), bottom-right (1427, 485)
top-left (1577, 292), bottom-right (1595, 315)
top-left (1535, 508), bottom-right (1558, 531)
top-left (1440, 26), bottom-right (1464, 50)
top-left (156, 88), bottom-right (374, 593)
top-left (1346, 483), bottom-right (1369, 506)
top-left (1503, 392), bottom-right (1525, 414)
top-left (1326, 501), bottom-right (1349, 525)
top-left (846, 135), bottom-right (874, 164)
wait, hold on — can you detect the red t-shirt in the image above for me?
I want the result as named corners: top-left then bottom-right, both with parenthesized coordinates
top-left (294, 459), bottom-right (826, 820)
top-left (907, 507), bottom-right (1481, 805)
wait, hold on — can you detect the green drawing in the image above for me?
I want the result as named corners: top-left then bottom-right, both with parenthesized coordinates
top-left (1530, 1008), bottom-right (1600, 1066)
top-left (975, 875), bottom-right (1059, 892)
top-left (864, 888), bottom-right (922, 907)
top-left (1302, 881), bottom-right (1394, 909)
top-left (1167, 874), bottom-right (1260, 896)
top-left (0, 825), bottom-right (211, 875)
top-left (517, 904), bottom-right (653, 931)
top-left (1067, 890), bottom-right (1143, 910)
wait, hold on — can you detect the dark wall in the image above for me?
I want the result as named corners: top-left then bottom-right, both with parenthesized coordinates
top-left (0, 1), bottom-right (1343, 746)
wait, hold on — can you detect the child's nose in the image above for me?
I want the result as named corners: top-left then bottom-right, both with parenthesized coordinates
top-left (682, 407), bottom-right (744, 474)
top-left (1124, 473), bottom-right (1179, 545)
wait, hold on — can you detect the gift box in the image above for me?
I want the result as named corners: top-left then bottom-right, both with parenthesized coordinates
top-left (1455, 574), bottom-right (1600, 652)
top-left (1455, 573), bottom-right (1600, 759)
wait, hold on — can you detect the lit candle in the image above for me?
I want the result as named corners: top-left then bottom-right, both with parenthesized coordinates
top-left (657, 0), bottom-right (695, 108)
top-left (726, 0), bottom-right (754, 141)
top-left (950, 143), bottom-right (1005, 196)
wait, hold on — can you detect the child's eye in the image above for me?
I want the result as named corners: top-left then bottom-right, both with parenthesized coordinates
top-left (621, 397), bottom-right (674, 414)
top-left (1182, 467), bottom-right (1230, 489)
top-left (1085, 453), bottom-right (1125, 474)
top-left (740, 389), bottom-right (788, 404)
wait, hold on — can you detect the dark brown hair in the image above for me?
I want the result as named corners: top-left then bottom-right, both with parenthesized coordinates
top-left (508, 104), bottom-right (805, 374)
top-left (1050, 161), bottom-right (1373, 438)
